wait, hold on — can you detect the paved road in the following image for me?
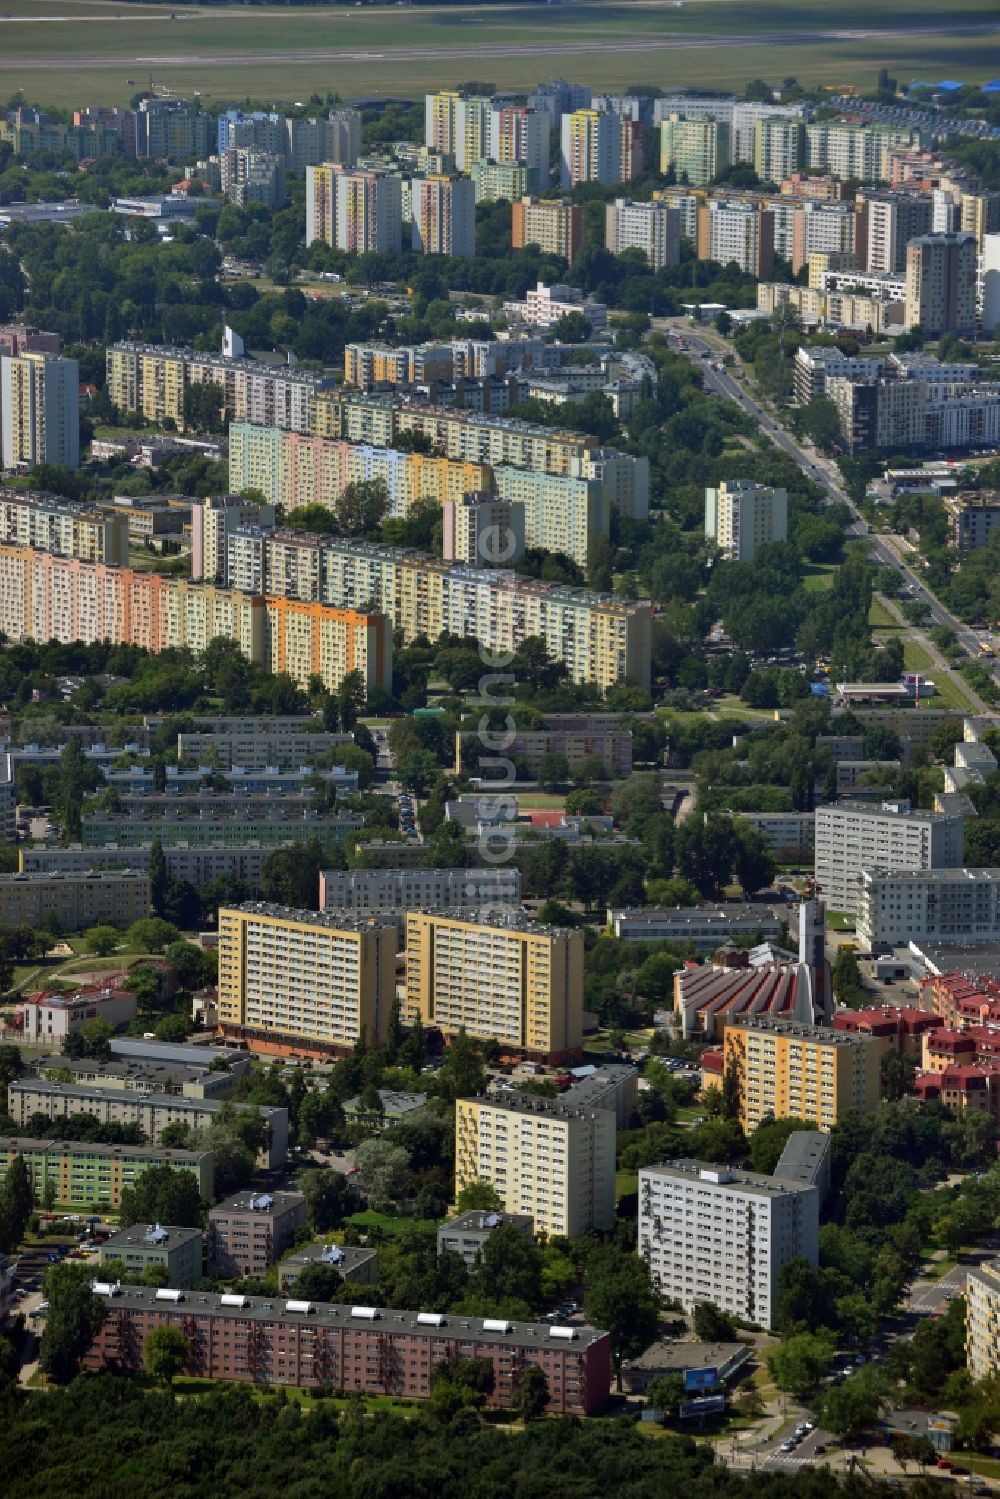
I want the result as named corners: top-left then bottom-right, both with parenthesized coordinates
top-left (659, 318), bottom-right (1000, 694)
top-left (905, 1263), bottom-right (969, 1317)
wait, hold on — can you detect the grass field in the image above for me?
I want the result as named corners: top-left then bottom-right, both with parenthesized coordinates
top-left (1, 0), bottom-right (997, 108)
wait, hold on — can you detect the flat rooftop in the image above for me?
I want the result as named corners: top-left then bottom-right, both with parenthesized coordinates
top-left (227, 902), bottom-right (394, 933)
top-left (625, 1339), bottom-right (750, 1375)
top-left (439, 1211), bottom-right (534, 1235)
top-left (8, 1078), bottom-right (283, 1117)
top-left (0, 1136), bottom-right (210, 1162)
top-left (102, 1223), bottom-right (203, 1252)
top-left (210, 1190), bottom-right (305, 1216)
top-left (91, 1284), bottom-right (608, 1350)
top-left (640, 1159), bottom-right (816, 1200)
top-left (727, 1015), bottom-right (877, 1045)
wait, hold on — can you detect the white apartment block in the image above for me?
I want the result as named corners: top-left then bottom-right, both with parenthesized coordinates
top-left (705, 479), bottom-right (788, 562)
top-left (190, 494), bottom-right (274, 583)
top-left (638, 1161), bottom-right (819, 1329)
top-left (508, 281), bottom-right (608, 330)
top-left (455, 1093), bottom-right (615, 1237)
top-left (814, 801), bottom-right (965, 916)
top-left (318, 866), bottom-right (521, 926)
top-left (857, 867), bottom-right (1000, 951)
top-left (605, 199), bottom-right (680, 272)
top-left (966, 1259), bottom-right (1000, 1381)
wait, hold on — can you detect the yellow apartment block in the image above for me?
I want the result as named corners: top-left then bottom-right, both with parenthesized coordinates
top-left (966, 1259), bottom-right (1000, 1379)
top-left (455, 1094), bottom-right (615, 1238)
top-left (404, 911), bottom-right (583, 1062)
top-left (723, 1016), bottom-right (881, 1133)
top-left (217, 902), bottom-right (397, 1057)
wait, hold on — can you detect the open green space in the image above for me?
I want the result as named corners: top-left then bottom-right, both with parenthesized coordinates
top-left (869, 598), bottom-right (902, 630)
top-left (923, 669), bottom-right (975, 712)
top-left (901, 639), bottom-right (935, 673)
top-left (1, 0), bottom-right (996, 108)
top-left (802, 562), bottom-right (836, 593)
top-left (345, 1209), bottom-right (440, 1237)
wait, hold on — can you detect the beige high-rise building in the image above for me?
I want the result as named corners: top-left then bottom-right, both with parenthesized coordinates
top-left (904, 232), bottom-right (977, 336)
top-left (218, 902), bottom-right (397, 1056)
top-left (511, 197), bottom-right (584, 264)
top-left (723, 1016), bottom-right (882, 1133)
top-left (605, 199), bottom-right (680, 272)
top-left (412, 175), bottom-right (476, 257)
top-left (705, 479), bottom-right (788, 562)
top-left (405, 911), bottom-right (583, 1062)
top-left (455, 1093), bottom-right (615, 1236)
top-left (1, 351), bottom-right (79, 471)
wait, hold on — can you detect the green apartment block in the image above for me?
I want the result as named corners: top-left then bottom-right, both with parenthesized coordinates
top-left (0, 1138), bottom-right (214, 1210)
top-left (100, 1223), bottom-right (204, 1287)
top-left (660, 117), bottom-right (730, 186)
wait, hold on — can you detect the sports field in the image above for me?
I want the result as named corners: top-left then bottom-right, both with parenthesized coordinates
top-left (0, 0), bottom-right (997, 109)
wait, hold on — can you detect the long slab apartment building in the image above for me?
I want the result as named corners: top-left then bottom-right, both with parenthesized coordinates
top-left (0, 1137), bottom-right (214, 1209)
top-left (106, 342), bottom-right (334, 433)
top-left (7, 1078), bottom-right (288, 1168)
top-left (0, 542), bottom-right (392, 695)
top-left (228, 423), bottom-right (620, 571)
top-left (219, 529), bottom-right (651, 691)
top-left (84, 1287), bottom-right (611, 1413)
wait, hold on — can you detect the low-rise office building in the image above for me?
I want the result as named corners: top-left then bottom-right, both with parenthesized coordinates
top-left (0, 1137), bottom-right (214, 1209)
top-left (277, 1241), bottom-right (378, 1291)
top-left (6, 1080), bottom-right (288, 1168)
top-left (436, 1210), bottom-right (534, 1266)
top-left (0, 869), bottom-right (149, 931)
top-left (100, 1223), bottom-right (204, 1288)
top-left (638, 1159), bottom-right (819, 1330)
top-left (84, 1287), bottom-right (612, 1413)
top-left (454, 714), bottom-right (633, 780)
top-left (455, 1093), bottom-right (615, 1238)
top-left (607, 904), bottom-right (784, 950)
top-left (318, 866), bottom-right (520, 928)
top-left (208, 1189), bottom-right (308, 1278)
top-left (28, 1055), bottom-right (236, 1101)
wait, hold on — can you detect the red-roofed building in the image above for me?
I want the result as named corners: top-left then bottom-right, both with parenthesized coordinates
top-left (920, 973), bottom-right (1000, 1028)
top-left (913, 1063), bottom-right (1000, 1122)
top-left (833, 1006), bottom-right (939, 1056)
top-left (700, 1048), bottom-right (724, 1092)
top-left (674, 961), bottom-right (823, 1041)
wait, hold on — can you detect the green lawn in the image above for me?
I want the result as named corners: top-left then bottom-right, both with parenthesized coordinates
top-left (4, 0), bottom-right (996, 107)
top-left (345, 1210), bottom-right (439, 1237)
top-left (802, 563), bottom-right (836, 593)
top-left (869, 599), bottom-right (902, 629)
top-left (927, 674), bottom-right (976, 711)
top-left (615, 1170), bottom-right (638, 1203)
top-left (901, 639), bottom-right (936, 673)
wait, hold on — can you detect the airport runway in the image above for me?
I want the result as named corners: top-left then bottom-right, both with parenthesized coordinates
top-left (2, 18), bottom-right (996, 67)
